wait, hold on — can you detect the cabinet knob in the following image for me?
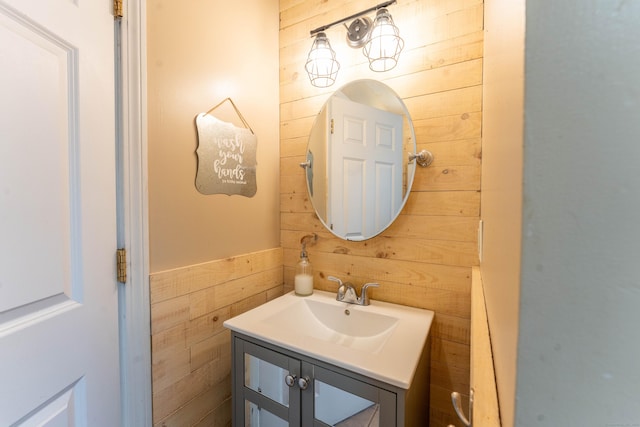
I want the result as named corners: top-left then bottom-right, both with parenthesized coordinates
top-left (285, 374), bottom-right (297, 387)
top-left (297, 376), bottom-right (310, 390)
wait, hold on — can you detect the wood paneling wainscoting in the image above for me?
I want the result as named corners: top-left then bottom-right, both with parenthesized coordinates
top-left (471, 267), bottom-right (501, 426)
top-left (149, 248), bottom-right (284, 426)
top-left (279, 0), bottom-right (482, 425)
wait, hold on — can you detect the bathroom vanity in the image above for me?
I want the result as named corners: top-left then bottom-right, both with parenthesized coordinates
top-left (224, 290), bottom-right (434, 426)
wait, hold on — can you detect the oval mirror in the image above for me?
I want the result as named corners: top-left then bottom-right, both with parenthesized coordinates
top-left (304, 79), bottom-right (417, 241)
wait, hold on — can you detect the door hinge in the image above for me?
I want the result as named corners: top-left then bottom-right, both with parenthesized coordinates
top-left (114, 0), bottom-right (123, 19)
top-left (330, 118), bottom-right (334, 134)
top-left (117, 248), bottom-right (127, 284)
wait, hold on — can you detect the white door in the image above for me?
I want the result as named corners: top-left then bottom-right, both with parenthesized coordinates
top-left (0, 0), bottom-right (120, 425)
top-left (328, 96), bottom-right (403, 240)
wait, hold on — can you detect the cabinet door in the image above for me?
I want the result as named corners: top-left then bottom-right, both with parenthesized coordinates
top-left (304, 363), bottom-right (397, 427)
top-left (233, 338), bottom-right (301, 427)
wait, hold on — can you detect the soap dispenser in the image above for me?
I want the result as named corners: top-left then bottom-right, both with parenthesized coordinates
top-left (295, 234), bottom-right (317, 296)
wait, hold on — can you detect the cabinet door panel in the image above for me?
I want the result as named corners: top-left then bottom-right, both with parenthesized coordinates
top-left (315, 379), bottom-right (378, 426)
top-left (233, 338), bottom-right (301, 426)
top-left (245, 400), bottom-right (289, 427)
top-left (304, 364), bottom-right (396, 427)
top-left (245, 352), bottom-right (291, 407)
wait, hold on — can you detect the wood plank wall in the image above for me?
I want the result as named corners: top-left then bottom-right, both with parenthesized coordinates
top-left (279, 0), bottom-right (483, 425)
top-left (471, 267), bottom-right (501, 426)
top-left (149, 248), bottom-right (284, 426)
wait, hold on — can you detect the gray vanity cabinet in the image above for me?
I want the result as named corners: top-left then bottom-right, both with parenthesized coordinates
top-left (231, 332), bottom-right (430, 426)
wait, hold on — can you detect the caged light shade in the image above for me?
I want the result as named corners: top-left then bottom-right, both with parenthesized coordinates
top-left (305, 32), bottom-right (340, 88)
top-left (363, 8), bottom-right (404, 72)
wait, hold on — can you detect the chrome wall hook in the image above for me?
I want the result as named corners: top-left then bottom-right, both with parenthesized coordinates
top-left (449, 389), bottom-right (473, 427)
top-left (408, 149), bottom-right (434, 167)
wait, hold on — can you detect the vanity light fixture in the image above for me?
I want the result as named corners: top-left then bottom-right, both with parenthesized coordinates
top-left (305, 0), bottom-right (404, 87)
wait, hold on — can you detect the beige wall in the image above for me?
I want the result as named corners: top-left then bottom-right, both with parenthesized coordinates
top-left (279, 0), bottom-right (483, 425)
top-left (147, 0), bottom-right (280, 273)
top-left (480, 0), bottom-right (524, 425)
top-left (146, 0), bottom-right (282, 424)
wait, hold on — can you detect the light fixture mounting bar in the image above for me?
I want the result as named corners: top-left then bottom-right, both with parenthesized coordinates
top-left (309, 0), bottom-right (397, 36)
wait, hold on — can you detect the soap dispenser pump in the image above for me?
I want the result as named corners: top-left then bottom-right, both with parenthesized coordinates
top-left (295, 234), bottom-right (317, 296)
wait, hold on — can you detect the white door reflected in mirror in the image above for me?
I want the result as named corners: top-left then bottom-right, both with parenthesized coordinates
top-left (328, 96), bottom-right (404, 240)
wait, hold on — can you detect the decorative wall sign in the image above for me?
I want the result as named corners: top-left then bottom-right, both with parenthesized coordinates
top-left (195, 98), bottom-right (257, 197)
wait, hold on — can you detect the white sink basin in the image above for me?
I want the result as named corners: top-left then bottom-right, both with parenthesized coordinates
top-left (264, 297), bottom-right (399, 353)
top-left (224, 290), bottom-right (434, 388)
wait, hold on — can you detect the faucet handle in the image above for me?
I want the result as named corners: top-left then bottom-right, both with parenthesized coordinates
top-left (328, 276), bottom-right (347, 301)
top-left (327, 276), bottom-right (343, 286)
top-left (360, 283), bottom-right (380, 306)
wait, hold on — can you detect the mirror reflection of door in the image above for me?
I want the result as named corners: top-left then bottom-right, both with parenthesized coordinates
top-left (328, 96), bottom-right (404, 240)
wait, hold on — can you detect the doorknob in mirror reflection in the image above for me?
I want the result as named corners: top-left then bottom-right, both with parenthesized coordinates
top-left (305, 1), bottom-right (404, 87)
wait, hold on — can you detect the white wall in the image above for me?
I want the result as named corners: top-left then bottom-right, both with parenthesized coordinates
top-left (518, 1), bottom-right (640, 425)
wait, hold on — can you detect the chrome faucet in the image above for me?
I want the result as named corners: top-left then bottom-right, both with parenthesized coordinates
top-left (328, 276), bottom-right (380, 306)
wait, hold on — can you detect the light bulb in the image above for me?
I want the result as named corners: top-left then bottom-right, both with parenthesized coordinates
top-left (363, 8), bottom-right (404, 72)
top-left (305, 32), bottom-right (340, 88)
